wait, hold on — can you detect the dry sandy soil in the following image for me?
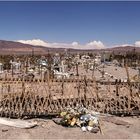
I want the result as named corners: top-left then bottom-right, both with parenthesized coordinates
top-left (0, 116), bottom-right (140, 139)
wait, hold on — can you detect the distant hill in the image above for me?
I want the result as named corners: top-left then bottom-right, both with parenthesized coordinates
top-left (0, 40), bottom-right (140, 55)
top-left (0, 40), bottom-right (101, 54)
top-left (106, 45), bottom-right (140, 53)
top-left (0, 40), bottom-right (48, 54)
top-left (0, 40), bottom-right (83, 54)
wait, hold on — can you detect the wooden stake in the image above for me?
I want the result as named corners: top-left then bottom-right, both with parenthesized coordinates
top-left (98, 119), bottom-right (104, 135)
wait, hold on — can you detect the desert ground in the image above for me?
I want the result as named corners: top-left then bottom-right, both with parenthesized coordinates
top-left (0, 116), bottom-right (140, 139)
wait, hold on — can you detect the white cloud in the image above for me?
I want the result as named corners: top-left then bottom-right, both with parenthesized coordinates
top-left (86, 41), bottom-right (105, 49)
top-left (121, 44), bottom-right (132, 47)
top-left (17, 39), bottom-right (49, 46)
top-left (135, 41), bottom-right (140, 47)
top-left (112, 43), bottom-right (133, 48)
top-left (113, 41), bottom-right (140, 48)
top-left (16, 39), bottom-right (105, 50)
top-left (72, 42), bottom-right (79, 46)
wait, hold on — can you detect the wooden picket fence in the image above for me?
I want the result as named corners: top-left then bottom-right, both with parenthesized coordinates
top-left (0, 78), bottom-right (140, 118)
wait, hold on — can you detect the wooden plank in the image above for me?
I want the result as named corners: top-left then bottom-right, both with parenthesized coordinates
top-left (0, 117), bottom-right (37, 128)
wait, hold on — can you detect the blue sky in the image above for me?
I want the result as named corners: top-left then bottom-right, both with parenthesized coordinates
top-left (0, 1), bottom-right (140, 47)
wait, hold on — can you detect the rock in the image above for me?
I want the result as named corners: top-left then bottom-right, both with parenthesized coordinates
top-left (2, 129), bottom-right (8, 132)
top-left (52, 118), bottom-right (62, 125)
top-left (91, 127), bottom-right (99, 133)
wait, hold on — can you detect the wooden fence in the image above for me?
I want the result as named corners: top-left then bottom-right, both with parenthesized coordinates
top-left (0, 78), bottom-right (140, 118)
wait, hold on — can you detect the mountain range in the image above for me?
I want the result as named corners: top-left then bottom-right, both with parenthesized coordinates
top-left (0, 40), bottom-right (140, 55)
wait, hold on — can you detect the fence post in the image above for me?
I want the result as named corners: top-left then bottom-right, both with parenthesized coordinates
top-left (62, 76), bottom-right (64, 95)
top-left (22, 80), bottom-right (25, 94)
